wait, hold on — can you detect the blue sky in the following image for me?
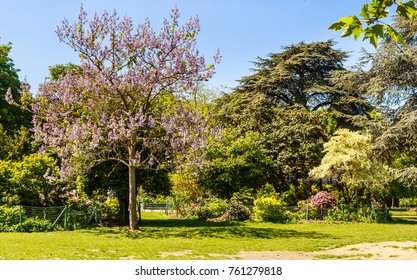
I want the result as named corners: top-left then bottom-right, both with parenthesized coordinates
top-left (1, 0), bottom-right (373, 91)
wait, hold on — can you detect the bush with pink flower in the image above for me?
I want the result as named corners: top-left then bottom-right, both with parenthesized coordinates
top-left (311, 191), bottom-right (337, 210)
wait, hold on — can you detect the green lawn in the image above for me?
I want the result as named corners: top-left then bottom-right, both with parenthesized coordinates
top-left (391, 210), bottom-right (417, 217)
top-left (1, 212), bottom-right (417, 260)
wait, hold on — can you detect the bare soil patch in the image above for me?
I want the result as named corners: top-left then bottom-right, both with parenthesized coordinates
top-left (159, 250), bottom-right (193, 258)
top-left (158, 242), bottom-right (417, 260)
top-left (238, 241), bottom-right (417, 260)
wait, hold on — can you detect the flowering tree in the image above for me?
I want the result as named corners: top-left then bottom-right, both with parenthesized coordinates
top-left (310, 129), bottom-right (391, 205)
top-left (31, 6), bottom-right (220, 230)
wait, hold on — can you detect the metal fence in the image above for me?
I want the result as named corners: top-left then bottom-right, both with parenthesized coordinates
top-left (0, 205), bottom-right (99, 231)
top-left (285, 204), bottom-right (391, 223)
top-left (389, 206), bottom-right (417, 217)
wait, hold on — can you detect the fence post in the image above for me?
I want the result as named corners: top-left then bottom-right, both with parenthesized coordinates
top-left (64, 205), bottom-right (68, 229)
top-left (371, 204), bottom-right (377, 223)
top-left (228, 203), bottom-right (231, 222)
top-left (341, 204), bottom-right (344, 221)
top-left (384, 204), bottom-right (389, 221)
top-left (306, 204), bottom-right (309, 222)
top-left (19, 206), bottom-right (23, 232)
top-left (138, 201), bottom-right (142, 222)
top-left (95, 205), bottom-right (98, 224)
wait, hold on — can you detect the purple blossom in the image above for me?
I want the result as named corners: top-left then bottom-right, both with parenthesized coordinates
top-left (30, 5), bottom-right (220, 230)
top-left (5, 88), bottom-right (14, 104)
top-left (311, 191), bottom-right (337, 210)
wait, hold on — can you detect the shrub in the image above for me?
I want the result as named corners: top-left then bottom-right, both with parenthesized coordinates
top-left (226, 201), bottom-right (251, 221)
top-left (253, 197), bottom-right (289, 223)
top-left (281, 182), bottom-right (310, 206)
top-left (0, 205), bottom-right (21, 232)
top-left (20, 217), bottom-right (54, 232)
top-left (195, 197), bottom-right (228, 221)
top-left (101, 197), bottom-right (120, 224)
top-left (231, 188), bottom-right (256, 206)
top-left (311, 191), bottom-right (337, 210)
top-left (326, 204), bottom-right (390, 223)
top-left (399, 197), bottom-right (417, 207)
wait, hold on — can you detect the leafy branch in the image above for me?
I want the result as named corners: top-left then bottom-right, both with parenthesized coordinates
top-left (329, 0), bottom-right (417, 47)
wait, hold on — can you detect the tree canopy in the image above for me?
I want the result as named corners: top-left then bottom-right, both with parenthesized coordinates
top-left (235, 41), bottom-right (372, 118)
top-left (0, 43), bottom-right (31, 132)
top-left (31, 6), bottom-right (220, 230)
top-left (4, 2), bottom-right (417, 229)
top-left (310, 129), bottom-right (390, 204)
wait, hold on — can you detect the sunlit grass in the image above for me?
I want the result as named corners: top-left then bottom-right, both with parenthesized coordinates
top-left (1, 212), bottom-right (417, 259)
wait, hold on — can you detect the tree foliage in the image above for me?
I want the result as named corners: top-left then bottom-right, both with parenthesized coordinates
top-left (214, 91), bottom-right (275, 135)
top-left (330, 0), bottom-right (417, 47)
top-left (198, 132), bottom-right (273, 199)
top-left (214, 90), bottom-right (330, 190)
top-left (0, 43), bottom-right (33, 162)
top-left (0, 43), bottom-right (31, 132)
top-left (31, 6), bottom-right (220, 230)
top-left (0, 154), bottom-right (61, 206)
top-left (264, 106), bottom-right (329, 188)
top-left (235, 41), bottom-right (371, 114)
top-left (361, 13), bottom-right (417, 113)
top-left (310, 129), bottom-right (391, 204)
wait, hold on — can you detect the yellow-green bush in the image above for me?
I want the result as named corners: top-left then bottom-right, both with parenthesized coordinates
top-left (253, 197), bottom-right (289, 223)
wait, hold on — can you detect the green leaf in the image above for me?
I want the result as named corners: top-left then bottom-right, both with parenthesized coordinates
top-left (396, 1), bottom-right (417, 19)
top-left (204, 64), bottom-right (214, 71)
top-left (383, 0), bottom-right (394, 6)
top-left (363, 27), bottom-right (379, 48)
top-left (384, 25), bottom-right (406, 46)
top-left (352, 23), bottom-right (364, 41)
top-left (339, 15), bottom-right (357, 25)
top-left (329, 21), bottom-right (346, 32)
top-left (359, 3), bottom-right (371, 21)
top-left (335, 16), bottom-right (363, 40)
top-left (372, 24), bottom-right (384, 38)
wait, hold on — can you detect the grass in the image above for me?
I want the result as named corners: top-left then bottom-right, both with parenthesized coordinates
top-left (2, 212), bottom-right (417, 259)
top-left (316, 253), bottom-right (373, 260)
top-left (391, 210), bottom-right (417, 217)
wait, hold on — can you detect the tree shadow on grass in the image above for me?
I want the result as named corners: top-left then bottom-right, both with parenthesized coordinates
top-left (390, 217), bottom-right (417, 225)
top-left (87, 218), bottom-right (334, 240)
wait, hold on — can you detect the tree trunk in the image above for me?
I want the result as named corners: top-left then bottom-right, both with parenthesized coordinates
top-left (117, 194), bottom-right (129, 225)
top-left (128, 157), bottom-right (138, 230)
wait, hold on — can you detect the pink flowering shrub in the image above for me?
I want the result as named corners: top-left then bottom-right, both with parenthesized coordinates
top-left (311, 191), bottom-right (337, 210)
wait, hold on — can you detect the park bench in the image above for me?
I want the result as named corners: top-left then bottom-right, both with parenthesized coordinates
top-left (143, 203), bottom-right (167, 212)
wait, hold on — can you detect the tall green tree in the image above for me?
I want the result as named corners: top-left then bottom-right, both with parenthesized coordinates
top-left (214, 91), bottom-right (329, 191)
top-left (363, 13), bottom-right (417, 114)
top-left (235, 40), bottom-right (372, 117)
top-left (0, 43), bottom-right (33, 161)
top-left (361, 12), bottom-right (417, 163)
top-left (263, 105), bottom-right (329, 189)
top-left (0, 43), bottom-right (31, 132)
top-left (197, 132), bottom-right (273, 199)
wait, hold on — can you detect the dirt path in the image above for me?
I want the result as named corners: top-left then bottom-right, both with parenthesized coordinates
top-left (159, 241), bottom-right (417, 260)
top-left (237, 241), bottom-right (417, 260)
